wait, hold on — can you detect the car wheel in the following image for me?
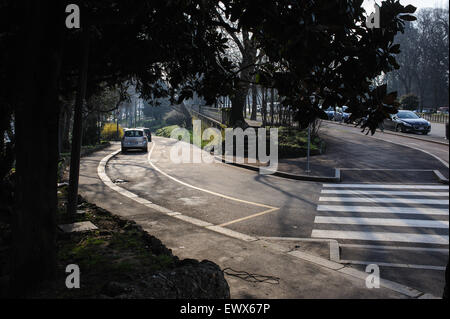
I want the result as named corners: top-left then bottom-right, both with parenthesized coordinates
top-left (121, 148), bottom-right (127, 153)
top-left (395, 125), bottom-right (401, 132)
top-left (142, 147), bottom-right (148, 153)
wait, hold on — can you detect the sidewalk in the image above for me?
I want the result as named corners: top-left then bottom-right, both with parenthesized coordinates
top-left (78, 145), bottom-right (414, 298)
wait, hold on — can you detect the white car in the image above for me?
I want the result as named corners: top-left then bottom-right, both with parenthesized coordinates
top-left (121, 129), bottom-right (148, 153)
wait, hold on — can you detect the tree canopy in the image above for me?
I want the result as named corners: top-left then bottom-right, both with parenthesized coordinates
top-left (207, 0), bottom-right (417, 133)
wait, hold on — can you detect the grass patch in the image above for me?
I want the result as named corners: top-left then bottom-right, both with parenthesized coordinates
top-left (34, 186), bottom-right (178, 298)
top-left (277, 126), bottom-right (323, 158)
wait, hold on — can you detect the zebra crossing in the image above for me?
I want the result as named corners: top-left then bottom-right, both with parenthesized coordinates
top-left (311, 183), bottom-right (449, 245)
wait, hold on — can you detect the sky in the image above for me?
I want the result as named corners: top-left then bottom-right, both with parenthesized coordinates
top-left (363, 0), bottom-right (449, 12)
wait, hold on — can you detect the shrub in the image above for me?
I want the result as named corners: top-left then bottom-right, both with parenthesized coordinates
top-left (101, 123), bottom-right (124, 141)
top-left (155, 125), bottom-right (179, 138)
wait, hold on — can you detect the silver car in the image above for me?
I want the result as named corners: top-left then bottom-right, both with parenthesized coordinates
top-left (121, 129), bottom-right (148, 153)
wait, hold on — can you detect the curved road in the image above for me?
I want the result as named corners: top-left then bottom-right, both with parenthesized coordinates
top-left (81, 124), bottom-right (449, 297)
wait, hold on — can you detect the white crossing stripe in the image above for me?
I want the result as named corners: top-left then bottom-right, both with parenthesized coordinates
top-left (317, 205), bottom-right (449, 215)
top-left (311, 230), bottom-right (449, 244)
top-left (314, 183), bottom-right (449, 246)
top-left (322, 184), bottom-right (449, 189)
top-left (319, 197), bottom-right (449, 205)
top-left (314, 216), bottom-right (449, 228)
top-left (321, 190), bottom-right (449, 197)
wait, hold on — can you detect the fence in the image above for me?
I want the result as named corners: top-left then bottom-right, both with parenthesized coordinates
top-left (200, 106), bottom-right (223, 123)
top-left (184, 104), bottom-right (226, 127)
top-left (417, 113), bottom-right (449, 124)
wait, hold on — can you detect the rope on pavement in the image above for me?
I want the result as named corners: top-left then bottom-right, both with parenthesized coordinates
top-left (222, 267), bottom-right (280, 284)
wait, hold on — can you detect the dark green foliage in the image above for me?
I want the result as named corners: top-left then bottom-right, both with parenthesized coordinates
top-left (219, 0), bottom-right (417, 133)
top-left (400, 94), bottom-right (420, 110)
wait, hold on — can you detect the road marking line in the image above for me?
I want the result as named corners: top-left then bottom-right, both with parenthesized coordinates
top-left (337, 168), bottom-right (434, 171)
top-left (205, 225), bottom-right (259, 242)
top-left (173, 214), bottom-right (214, 227)
top-left (311, 230), bottom-right (449, 244)
top-left (339, 243), bottom-right (449, 253)
top-left (371, 134), bottom-right (450, 168)
top-left (218, 208), bottom-right (279, 227)
top-left (317, 205), bottom-right (449, 215)
top-left (148, 142), bottom-right (278, 210)
top-left (314, 216), bottom-right (449, 228)
top-left (322, 183), bottom-right (449, 189)
top-left (319, 196), bottom-right (449, 205)
top-left (321, 190), bottom-right (449, 196)
top-left (339, 259), bottom-right (446, 271)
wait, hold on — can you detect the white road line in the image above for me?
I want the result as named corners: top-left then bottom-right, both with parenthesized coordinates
top-left (371, 135), bottom-right (450, 169)
top-left (311, 230), bottom-right (449, 244)
top-left (321, 190), bottom-right (449, 197)
top-left (338, 260), bottom-right (446, 271)
top-left (314, 216), bottom-right (449, 228)
top-left (338, 243), bottom-right (449, 253)
top-left (317, 205), bottom-right (449, 215)
top-left (319, 197), bottom-right (449, 205)
top-left (147, 142), bottom-right (277, 210)
top-left (322, 184), bottom-right (449, 189)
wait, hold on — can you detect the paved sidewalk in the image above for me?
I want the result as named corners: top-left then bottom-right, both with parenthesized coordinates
top-left (78, 145), bottom-right (412, 298)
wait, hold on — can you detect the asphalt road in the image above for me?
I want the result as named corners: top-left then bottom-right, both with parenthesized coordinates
top-left (104, 125), bottom-right (449, 297)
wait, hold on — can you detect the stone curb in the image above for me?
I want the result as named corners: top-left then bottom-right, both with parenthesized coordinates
top-left (214, 156), bottom-right (341, 183)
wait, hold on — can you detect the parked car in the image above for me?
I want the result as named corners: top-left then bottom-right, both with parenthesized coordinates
top-left (383, 110), bottom-right (431, 134)
top-left (324, 107), bottom-right (335, 120)
top-left (336, 106), bottom-right (351, 123)
top-left (121, 128), bottom-right (148, 152)
top-left (438, 107), bottom-right (449, 114)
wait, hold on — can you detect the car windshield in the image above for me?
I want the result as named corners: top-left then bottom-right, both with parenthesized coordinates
top-left (124, 130), bottom-right (143, 137)
top-left (397, 111), bottom-right (419, 119)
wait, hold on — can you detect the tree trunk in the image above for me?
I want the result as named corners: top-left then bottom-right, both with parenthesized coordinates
top-left (229, 89), bottom-right (248, 127)
top-left (11, 0), bottom-right (63, 296)
top-left (67, 28), bottom-right (90, 216)
top-left (261, 87), bottom-right (267, 126)
top-left (251, 83), bottom-right (257, 121)
top-left (62, 104), bottom-right (73, 152)
top-left (270, 88), bottom-right (275, 126)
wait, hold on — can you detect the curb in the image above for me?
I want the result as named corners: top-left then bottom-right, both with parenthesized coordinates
top-left (214, 156), bottom-right (341, 183)
top-left (95, 146), bottom-right (439, 299)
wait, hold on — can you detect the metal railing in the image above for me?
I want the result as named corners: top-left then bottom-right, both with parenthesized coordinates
top-left (417, 113), bottom-right (449, 124)
top-left (185, 104), bottom-right (225, 126)
top-left (200, 106), bottom-right (223, 123)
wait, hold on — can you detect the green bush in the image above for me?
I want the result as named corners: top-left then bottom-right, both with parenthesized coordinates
top-left (101, 123), bottom-right (124, 141)
top-left (155, 125), bottom-right (179, 138)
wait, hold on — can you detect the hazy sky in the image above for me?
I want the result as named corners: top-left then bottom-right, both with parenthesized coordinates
top-left (363, 0), bottom-right (449, 12)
